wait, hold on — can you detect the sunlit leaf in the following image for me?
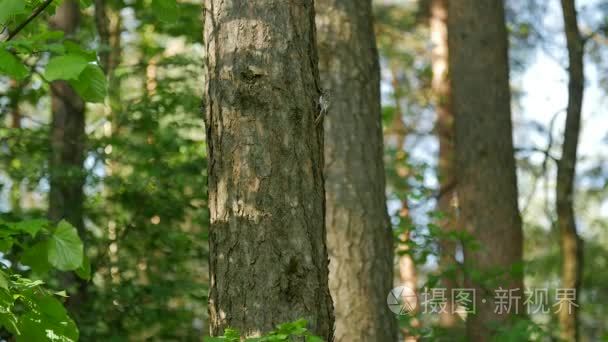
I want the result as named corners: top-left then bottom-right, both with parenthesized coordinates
top-left (0, 49), bottom-right (28, 80)
top-left (47, 220), bottom-right (84, 271)
top-left (70, 64), bottom-right (107, 103)
top-left (44, 54), bottom-right (89, 81)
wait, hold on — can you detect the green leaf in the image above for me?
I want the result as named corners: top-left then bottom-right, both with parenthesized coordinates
top-left (0, 49), bottom-right (28, 80)
top-left (63, 41), bottom-right (97, 62)
top-left (152, 0), bottom-right (178, 22)
top-left (69, 64), bottom-right (107, 103)
top-left (10, 219), bottom-right (48, 237)
top-left (0, 270), bottom-right (8, 290)
top-left (47, 220), bottom-right (84, 271)
top-left (21, 242), bottom-right (51, 275)
top-left (17, 300), bottom-right (79, 342)
top-left (0, 0), bottom-right (25, 25)
top-left (75, 253), bottom-right (91, 280)
top-left (0, 236), bottom-right (14, 252)
top-left (44, 54), bottom-right (89, 81)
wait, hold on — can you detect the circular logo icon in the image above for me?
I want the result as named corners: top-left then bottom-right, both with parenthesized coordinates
top-left (387, 286), bottom-right (418, 315)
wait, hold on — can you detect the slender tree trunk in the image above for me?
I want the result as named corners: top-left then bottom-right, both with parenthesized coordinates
top-left (447, 1), bottom-right (524, 340)
top-left (557, 0), bottom-right (584, 340)
top-left (48, 0), bottom-right (85, 236)
top-left (203, 1), bottom-right (333, 339)
top-left (431, 0), bottom-right (459, 328)
top-left (48, 0), bottom-right (87, 313)
top-left (316, 1), bottom-right (397, 341)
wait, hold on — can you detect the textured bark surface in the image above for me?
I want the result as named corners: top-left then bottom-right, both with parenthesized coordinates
top-left (447, 1), bottom-right (524, 340)
top-left (431, 0), bottom-right (459, 328)
top-left (557, 0), bottom-right (584, 340)
top-left (48, 0), bottom-right (85, 232)
top-left (316, 1), bottom-right (397, 341)
top-left (203, 1), bottom-right (333, 339)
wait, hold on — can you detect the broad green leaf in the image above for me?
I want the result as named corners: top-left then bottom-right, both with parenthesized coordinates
top-left (44, 54), bottom-right (89, 81)
top-left (0, 49), bottom-right (28, 80)
top-left (17, 308), bottom-right (78, 342)
top-left (21, 242), bottom-right (51, 275)
top-left (47, 220), bottom-right (84, 271)
top-left (70, 64), bottom-right (107, 103)
top-left (0, 0), bottom-right (25, 25)
top-left (152, 0), bottom-right (178, 22)
top-left (35, 295), bottom-right (67, 319)
top-left (0, 270), bottom-right (8, 290)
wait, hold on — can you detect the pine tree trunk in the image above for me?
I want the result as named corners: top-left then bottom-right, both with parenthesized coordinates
top-left (316, 1), bottom-right (397, 341)
top-left (447, 1), bottom-right (524, 340)
top-left (431, 0), bottom-right (459, 328)
top-left (48, 0), bottom-right (87, 313)
top-left (203, 1), bottom-right (333, 339)
top-left (557, 0), bottom-right (584, 340)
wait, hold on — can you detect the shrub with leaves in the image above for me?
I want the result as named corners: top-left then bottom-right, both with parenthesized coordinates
top-left (205, 319), bottom-right (325, 342)
top-left (0, 219), bottom-right (88, 341)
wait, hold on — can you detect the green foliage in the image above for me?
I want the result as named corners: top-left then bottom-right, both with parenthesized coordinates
top-left (44, 55), bottom-right (90, 81)
top-left (152, 0), bottom-right (178, 23)
top-left (0, 49), bottom-right (28, 80)
top-left (47, 221), bottom-right (84, 271)
top-left (0, 0), bottom-right (26, 25)
top-left (0, 219), bottom-right (86, 341)
top-left (206, 319), bottom-right (325, 342)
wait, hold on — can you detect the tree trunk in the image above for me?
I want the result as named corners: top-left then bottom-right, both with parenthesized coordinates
top-left (315, 1), bottom-right (397, 341)
top-left (48, 0), bottom-right (87, 314)
top-left (431, 0), bottom-right (459, 328)
top-left (447, 1), bottom-right (524, 340)
top-left (203, 1), bottom-right (333, 339)
top-left (48, 0), bottom-right (86, 236)
top-left (557, 0), bottom-right (584, 340)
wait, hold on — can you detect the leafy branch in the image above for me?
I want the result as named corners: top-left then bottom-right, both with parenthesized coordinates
top-left (6, 0), bottom-right (55, 41)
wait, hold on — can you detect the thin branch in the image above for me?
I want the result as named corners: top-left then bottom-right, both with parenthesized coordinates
top-left (6, 0), bottom-right (55, 41)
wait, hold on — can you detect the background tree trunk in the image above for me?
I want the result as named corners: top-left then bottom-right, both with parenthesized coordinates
top-left (431, 0), bottom-right (459, 328)
top-left (447, 1), bottom-right (524, 340)
top-left (203, 1), bottom-right (333, 339)
top-left (48, 0), bottom-right (87, 314)
top-left (48, 0), bottom-right (85, 230)
top-left (316, 1), bottom-right (397, 341)
top-left (557, 0), bottom-right (584, 340)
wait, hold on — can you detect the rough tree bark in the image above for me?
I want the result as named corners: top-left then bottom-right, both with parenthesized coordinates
top-left (557, 0), bottom-right (584, 340)
top-left (431, 0), bottom-right (459, 328)
top-left (203, 1), bottom-right (333, 339)
top-left (315, 1), bottom-right (397, 341)
top-left (447, 1), bottom-right (524, 340)
top-left (48, 0), bottom-right (87, 314)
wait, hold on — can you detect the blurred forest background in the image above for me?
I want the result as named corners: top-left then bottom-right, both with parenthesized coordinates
top-left (0, 0), bottom-right (607, 341)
